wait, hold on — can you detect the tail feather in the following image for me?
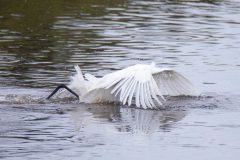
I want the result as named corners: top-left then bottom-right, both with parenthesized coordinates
top-left (66, 65), bottom-right (88, 97)
top-left (74, 65), bottom-right (84, 82)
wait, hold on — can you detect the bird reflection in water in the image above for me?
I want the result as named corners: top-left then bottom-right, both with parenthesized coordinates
top-left (70, 104), bottom-right (186, 135)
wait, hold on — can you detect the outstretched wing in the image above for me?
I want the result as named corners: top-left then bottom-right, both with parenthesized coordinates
top-left (153, 69), bottom-right (200, 96)
top-left (82, 64), bottom-right (164, 109)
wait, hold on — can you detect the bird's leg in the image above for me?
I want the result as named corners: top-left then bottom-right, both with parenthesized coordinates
top-left (46, 84), bottom-right (79, 100)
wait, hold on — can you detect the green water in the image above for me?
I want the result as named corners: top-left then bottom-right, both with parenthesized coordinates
top-left (0, 0), bottom-right (240, 159)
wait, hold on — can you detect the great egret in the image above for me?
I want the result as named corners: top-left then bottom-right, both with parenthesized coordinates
top-left (47, 63), bottom-right (199, 109)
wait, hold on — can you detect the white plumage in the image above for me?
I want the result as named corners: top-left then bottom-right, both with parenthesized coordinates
top-left (62, 63), bottom-right (199, 109)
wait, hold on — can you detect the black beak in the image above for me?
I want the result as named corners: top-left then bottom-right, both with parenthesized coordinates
top-left (47, 84), bottom-right (79, 100)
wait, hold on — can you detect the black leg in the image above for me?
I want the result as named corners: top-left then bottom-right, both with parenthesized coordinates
top-left (47, 84), bottom-right (79, 100)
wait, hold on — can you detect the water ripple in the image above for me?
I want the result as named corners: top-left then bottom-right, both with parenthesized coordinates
top-left (1, 0), bottom-right (240, 159)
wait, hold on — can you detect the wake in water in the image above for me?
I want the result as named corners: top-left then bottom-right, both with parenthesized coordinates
top-left (0, 93), bottom-right (79, 105)
top-left (0, 88), bottom-right (224, 110)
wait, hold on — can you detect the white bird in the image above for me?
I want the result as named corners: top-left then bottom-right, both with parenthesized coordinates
top-left (47, 63), bottom-right (199, 109)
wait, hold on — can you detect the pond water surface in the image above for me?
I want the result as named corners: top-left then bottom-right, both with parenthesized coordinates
top-left (0, 0), bottom-right (240, 159)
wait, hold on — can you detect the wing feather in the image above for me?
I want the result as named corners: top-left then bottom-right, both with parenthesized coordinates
top-left (111, 77), bottom-right (127, 94)
top-left (122, 77), bottom-right (135, 105)
top-left (166, 75), bottom-right (177, 95)
top-left (143, 83), bottom-right (152, 109)
top-left (120, 77), bottom-right (134, 102)
top-left (153, 69), bottom-right (199, 96)
top-left (82, 65), bottom-right (198, 109)
top-left (145, 82), bottom-right (156, 108)
top-left (83, 65), bottom-right (165, 109)
top-left (149, 79), bottom-right (163, 106)
top-left (139, 83), bottom-right (147, 109)
top-left (106, 77), bottom-right (122, 89)
top-left (127, 80), bottom-right (137, 106)
top-left (174, 75), bottom-right (190, 95)
top-left (135, 82), bottom-right (140, 107)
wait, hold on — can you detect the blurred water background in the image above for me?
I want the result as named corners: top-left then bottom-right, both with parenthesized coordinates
top-left (0, 0), bottom-right (240, 159)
